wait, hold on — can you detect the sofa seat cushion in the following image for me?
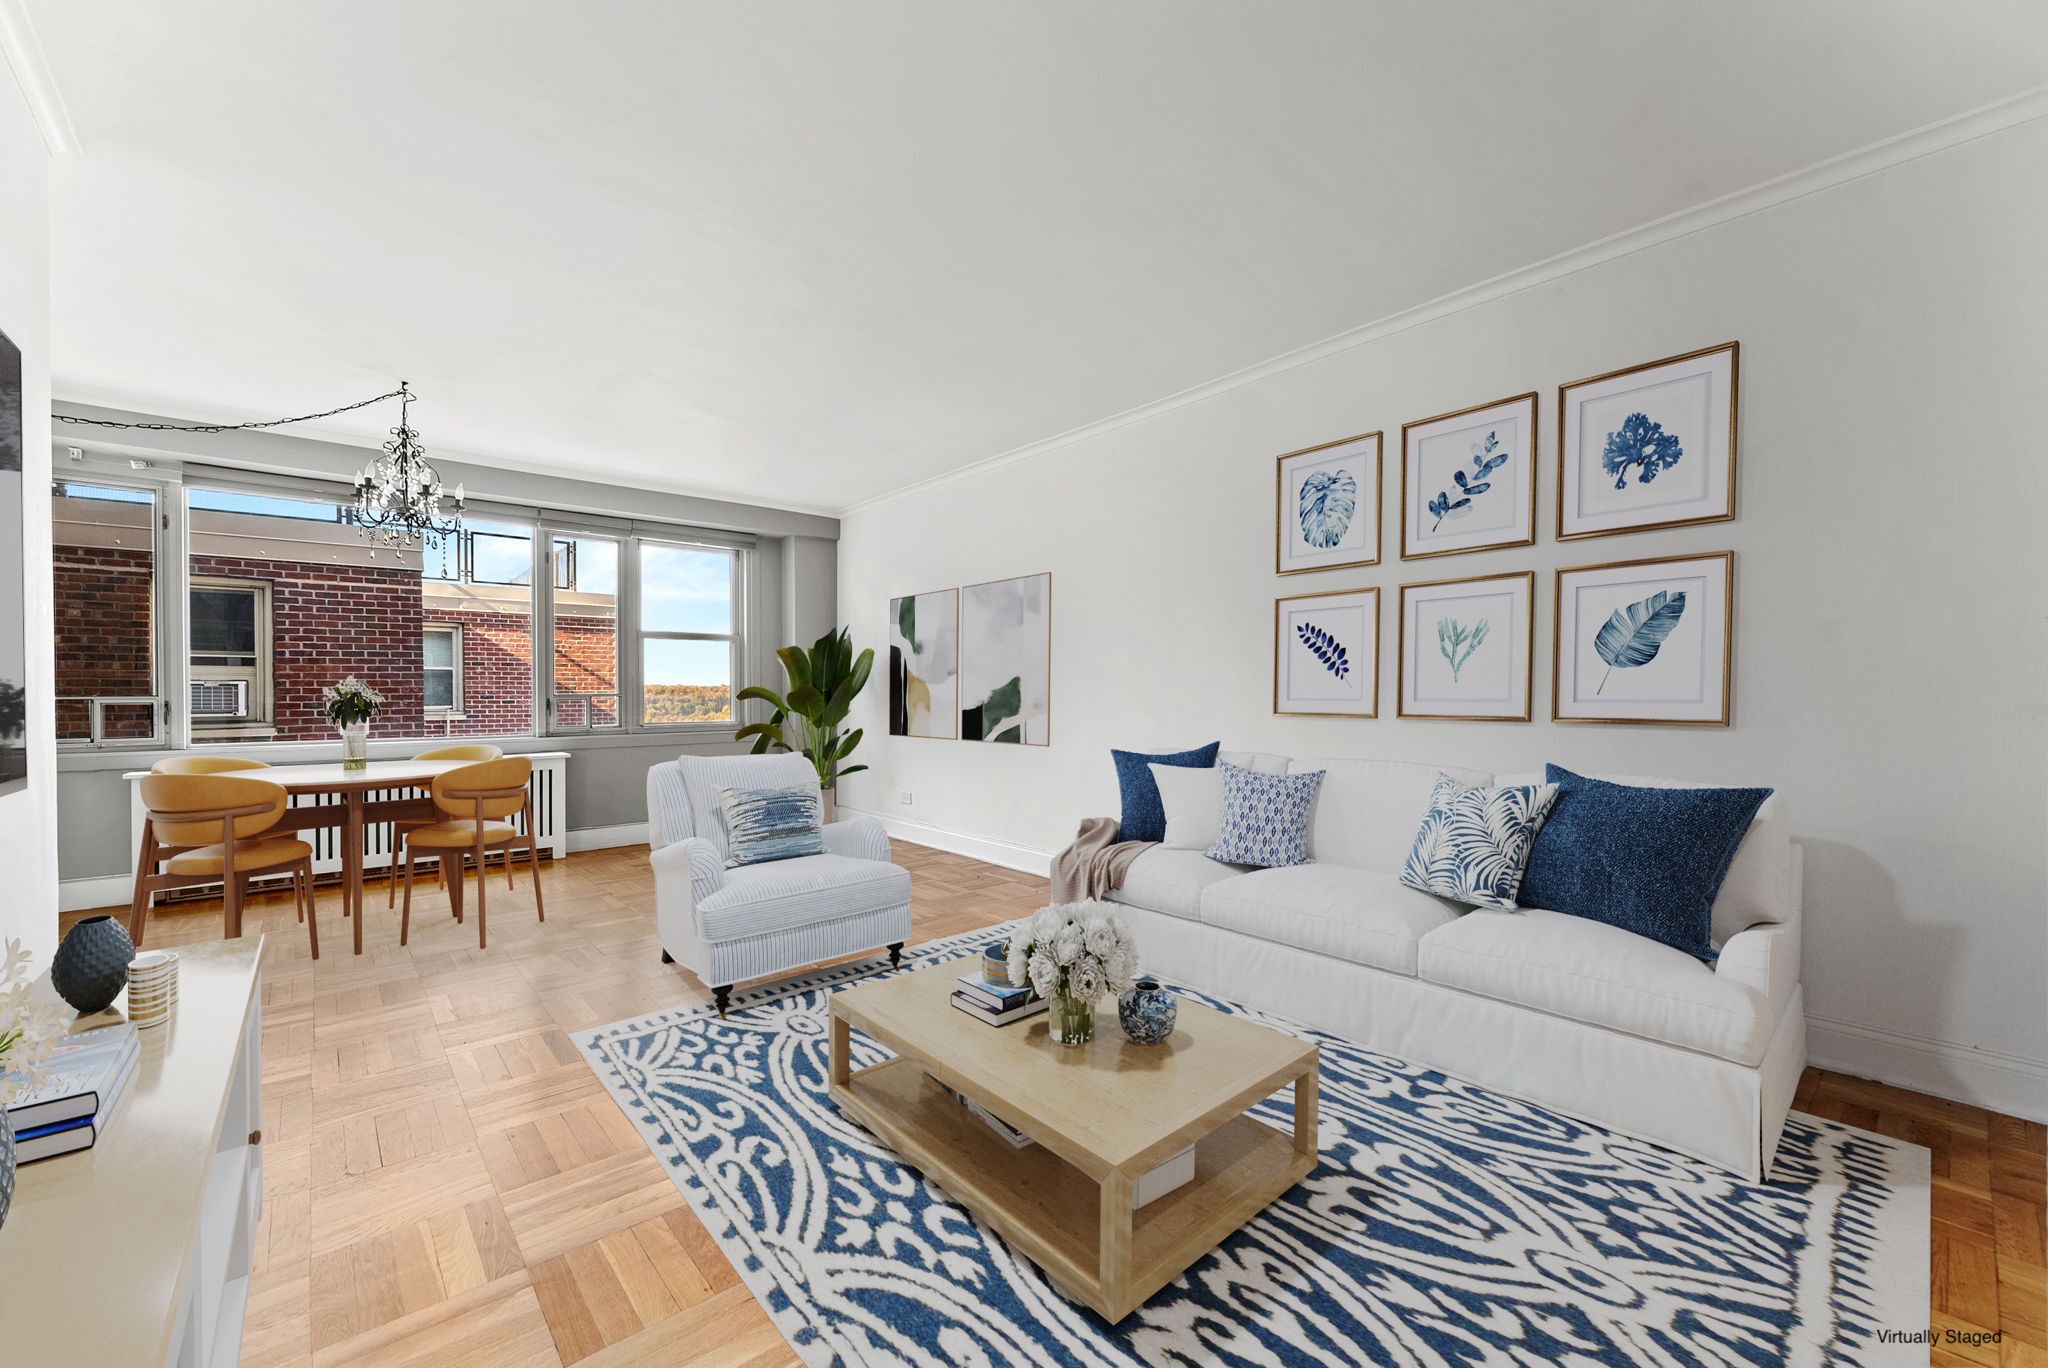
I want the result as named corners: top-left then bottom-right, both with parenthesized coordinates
top-left (1107, 848), bottom-right (1246, 922)
top-left (1418, 908), bottom-right (1769, 1064)
top-left (1198, 865), bottom-right (1465, 976)
top-left (695, 853), bottom-right (911, 942)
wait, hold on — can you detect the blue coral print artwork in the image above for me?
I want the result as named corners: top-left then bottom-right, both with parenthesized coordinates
top-left (1559, 343), bottom-right (1736, 538)
top-left (1601, 412), bottom-right (1683, 489)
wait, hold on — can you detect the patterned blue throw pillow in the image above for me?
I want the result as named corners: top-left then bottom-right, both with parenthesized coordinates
top-left (1111, 742), bottom-right (1220, 844)
top-left (1517, 765), bottom-right (1773, 961)
top-left (1204, 763), bottom-right (1324, 868)
top-left (1400, 773), bottom-right (1560, 909)
top-left (716, 784), bottom-right (825, 868)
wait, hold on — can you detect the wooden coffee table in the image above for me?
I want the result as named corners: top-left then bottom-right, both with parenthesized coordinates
top-left (828, 959), bottom-right (1319, 1323)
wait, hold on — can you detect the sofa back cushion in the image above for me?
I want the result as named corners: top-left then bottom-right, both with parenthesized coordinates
top-left (679, 753), bottom-right (820, 859)
top-left (1217, 750), bottom-right (1291, 775)
top-left (1497, 768), bottom-right (1793, 944)
top-left (1293, 757), bottom-right (1491, 872)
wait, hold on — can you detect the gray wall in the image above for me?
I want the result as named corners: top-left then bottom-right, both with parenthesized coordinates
top-left (838, 120), bottom-right (2048, 1118)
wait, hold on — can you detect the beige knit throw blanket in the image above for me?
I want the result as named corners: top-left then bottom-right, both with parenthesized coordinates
top-left (1049, 816), bottom-right (1156, 904)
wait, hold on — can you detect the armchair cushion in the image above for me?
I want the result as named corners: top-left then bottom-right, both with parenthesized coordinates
top-left (694, 853), bottom-right (912, 942)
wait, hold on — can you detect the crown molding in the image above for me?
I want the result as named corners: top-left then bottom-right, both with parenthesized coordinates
top-left (0, 0), bottom-right (79, 155)
top-left (842, 82), bottom-right (2048, 519)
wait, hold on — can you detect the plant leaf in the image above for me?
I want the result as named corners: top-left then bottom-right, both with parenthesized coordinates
top-left (776, 646), bottom-right (812, 692)
top-left (734, 685), bottom-right (786, 709)
top-left (1295, 621), bottom-right (1350, 679)
top-left (1297, 468), bottom-right (1358, 550)
top-left (1593, 590), bottom-right (1688, 670)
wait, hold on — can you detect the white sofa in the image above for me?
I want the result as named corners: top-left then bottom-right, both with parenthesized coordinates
top-left (647, 754), bottom-right (912, 1014)
top-left (1104, 752), bottom-right (1804, 1180)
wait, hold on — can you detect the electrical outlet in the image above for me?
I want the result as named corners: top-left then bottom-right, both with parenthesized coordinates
top-left (897, 791), bottom-right (913, 806)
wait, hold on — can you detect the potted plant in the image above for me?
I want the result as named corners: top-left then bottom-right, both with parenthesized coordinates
top-left (322, 676), bottom-right (384, 771)
top-left (734, 627), bottom-right (873, 823)
top-left (1, 938), bottom-right (65, 1231)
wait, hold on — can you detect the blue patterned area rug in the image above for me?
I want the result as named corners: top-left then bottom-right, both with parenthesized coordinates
top-left (575, 928), bottom-right (1928, 1368)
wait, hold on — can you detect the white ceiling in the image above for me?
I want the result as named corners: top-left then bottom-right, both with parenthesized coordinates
top-left (26, 2), bottom-right (2048, 514)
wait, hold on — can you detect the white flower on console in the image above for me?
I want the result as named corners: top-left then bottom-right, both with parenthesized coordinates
top-left (1027, 950), bottom-right (1058, 999)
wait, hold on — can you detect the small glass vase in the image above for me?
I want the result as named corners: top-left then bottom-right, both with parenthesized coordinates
top-left (338, 721), bottom-right (370, 771)
top-left (1050, 991), bottom-right (1096, 1047)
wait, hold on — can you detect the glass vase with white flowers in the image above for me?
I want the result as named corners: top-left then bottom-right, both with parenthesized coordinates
top-left (321, 675), bottom-right (384, 771)
top-left (1005, 902), bottom-right (1139, 1047)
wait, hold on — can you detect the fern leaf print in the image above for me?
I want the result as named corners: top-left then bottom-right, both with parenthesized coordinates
top-left (1296, 622), bottom-right (1350, 679)
top-left (1592, 589), bottom-right (1686, 694)
top-left (1600, 412), bottom-right (1684, 489)
top-left (1297, 468), bottom-right (1358, 549)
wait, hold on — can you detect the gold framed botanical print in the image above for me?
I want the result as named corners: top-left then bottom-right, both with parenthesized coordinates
top-left (1399, 392), bottom-right (1538, 560)
top-left (1557, 342), bottom-right (1737, 540)
top-left (1275, 430), bottom-right (1381, 576)
top-left (1274, 587), bottom-right (1378, 717)
top-left (1552, 551), bottom-right (1733, 726)
top-left (1397, 571), bottom-right (1535, 722)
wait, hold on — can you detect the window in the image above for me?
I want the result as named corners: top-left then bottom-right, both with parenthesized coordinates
top-left (52, 479), bottom-right (163, 746)
top-left (547, 534), bottom-right (620, 730)
top-left (188, 577), bottom-right (272, 735)
top-left (639, 540), bottom-right (735, 726)
top-left (423, 624), bottom-right (462, 713)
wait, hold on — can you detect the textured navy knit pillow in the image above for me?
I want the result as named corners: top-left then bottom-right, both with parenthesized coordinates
top-left (1517, 764), bottom-right (1772, 961)
top-left (1111, 742), bottom-right (1220, 844)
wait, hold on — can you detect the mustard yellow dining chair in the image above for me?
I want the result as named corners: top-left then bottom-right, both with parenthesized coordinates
top-left (396, 756), bottom-right (544, 949)
top-left (151, 755), bottom-right (271, 774)
top-left (387, 744), bottom-right (506, 906)
top-left (132, 772), bottom-right (320, 957)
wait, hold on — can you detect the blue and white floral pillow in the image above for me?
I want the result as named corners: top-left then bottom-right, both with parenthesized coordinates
top-left (1204, 763), bottom-right (1325, 869)
top-left (716, 784), bottom-right (824, 868)
top-left (1400, 773), bottom-right (1560, 909)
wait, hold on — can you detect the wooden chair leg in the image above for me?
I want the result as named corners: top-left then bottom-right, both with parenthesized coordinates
top-left (400, 840), bottom-right (416, 946)
top-left (128, 824), bottom-right (156, 947)
top-left (474, 831), bottom-right (489, 950)
top-left (442, 854), bottom-right (463, 923)
top-left (528, 836), bottom-right (545, 924)
top-left (302, 865), bottom-right (320, 960)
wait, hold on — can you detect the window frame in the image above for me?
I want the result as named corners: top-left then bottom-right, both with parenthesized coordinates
top-left (633, 536), bottom-right (741, 731)
top-left (51, 469), bottom-right (174, 751)
top-left (421, 621), bottom-right (464, 717)
top-left (187, 575), bottom-right (275, 739)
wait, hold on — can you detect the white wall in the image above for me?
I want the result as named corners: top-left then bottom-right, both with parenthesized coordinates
top-left (0, 68), bottom-right (55, 963)
top-left (838, 119), bottom-right (2048, 1118)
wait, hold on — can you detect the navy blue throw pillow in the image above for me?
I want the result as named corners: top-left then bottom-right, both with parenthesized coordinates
top-left (1517, 764), bottom-right (1772, 961)
top-left (1111, 743), bottom-right (1221, 844)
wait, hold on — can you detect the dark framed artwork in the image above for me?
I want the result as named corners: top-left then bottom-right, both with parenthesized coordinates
top-left (0, 326), bottom-right (24, 796)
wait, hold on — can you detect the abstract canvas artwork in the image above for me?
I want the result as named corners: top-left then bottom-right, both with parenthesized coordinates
top-left (0, 326), bottom-right (25, 796)
top-left (887, 588), bottom-right (958, 738)
top-left (1554, 552), bottom-right (1733, 725)
top-left (1558, 342), bottom-right (1737, 539)
top-left (958, 573), bottom-right (1050, 744)
top-left (1401, 392), bottom-right (1537, 559)
top-left (1398, 571), bottom-right (1534, 721)
top-left (1275, 430), bottom-right (1381, 575)
top-left (1274, 587), bottom-right (1378, 717)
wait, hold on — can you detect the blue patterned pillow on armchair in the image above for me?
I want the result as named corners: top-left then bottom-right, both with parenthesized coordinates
top-left (1203, 763), bottom-right (1324, 868)
top-left (1400, 773), bottom-right (1560, 909)
top-left (716, 784), bottom-right (825, 868)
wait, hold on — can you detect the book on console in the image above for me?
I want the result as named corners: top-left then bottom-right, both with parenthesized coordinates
top-left (12, 1042), bottom-right (141, 1163)
top-left (954, 972), bottom-right (1033, 1012)
top-left (4, 1022), bottom-right (141, 1131)
top-left (949, 990), bottom-right (1047, 1026)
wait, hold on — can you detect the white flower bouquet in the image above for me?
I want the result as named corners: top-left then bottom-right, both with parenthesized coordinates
top-left (1, 939), bottom-right (64, 1108)
top-left (321, 675), bottom-right (385, 727)
top-left (1005, 902), bottom-right (1139, 1046)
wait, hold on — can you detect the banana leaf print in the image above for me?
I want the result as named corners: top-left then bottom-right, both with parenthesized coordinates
top-left (1592, 589), bottom-right (1686, 694)
top-left (1297, 468), bottom-right (1357, 550)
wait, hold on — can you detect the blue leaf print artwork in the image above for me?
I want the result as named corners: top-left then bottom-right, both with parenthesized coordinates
top-left (1600, 412), bottom-right (1683, 489)
top-left (1297, 468), bottom-right (1357, 550)
top-left (1428, 431), bottom-right (1509, 531)
top-left (1592, 589), bottom-right (1686, 694)
top-left (1436, 616), bottom-right (1489, 683)
top-left (1296, 622), bottom-right (1350, 679)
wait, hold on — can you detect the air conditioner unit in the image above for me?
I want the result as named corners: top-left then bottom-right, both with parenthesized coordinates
top-left (190, 679), bottom-right (250, 719)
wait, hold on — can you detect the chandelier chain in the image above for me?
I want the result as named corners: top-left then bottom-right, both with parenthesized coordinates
top-left (55, 387), bottom-right (410, 434)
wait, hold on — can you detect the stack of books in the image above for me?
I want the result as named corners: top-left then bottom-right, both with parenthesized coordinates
top-left (949, 968), bottom-right (1047, 1026)
top-left (4, 1022), bottom-right (141, 1162)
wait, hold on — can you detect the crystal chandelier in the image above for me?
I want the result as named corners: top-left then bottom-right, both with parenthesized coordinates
top-left (350, 382), bottom-right (464, 549)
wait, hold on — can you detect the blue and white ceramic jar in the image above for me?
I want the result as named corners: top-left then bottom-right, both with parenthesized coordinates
top-left (1117, 978), bottom-right (1177, 1045)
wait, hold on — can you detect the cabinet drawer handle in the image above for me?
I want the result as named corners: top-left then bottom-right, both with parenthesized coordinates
top-left (248, 1129), bottom-right (262, 1146)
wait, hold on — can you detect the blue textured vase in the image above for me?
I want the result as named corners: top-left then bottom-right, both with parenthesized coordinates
top-left (1117, 978), bottom-right (1177, 1044)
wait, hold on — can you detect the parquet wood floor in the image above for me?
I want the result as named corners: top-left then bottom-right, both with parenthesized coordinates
top-left (66, 844), bottom-right (2042, 1365)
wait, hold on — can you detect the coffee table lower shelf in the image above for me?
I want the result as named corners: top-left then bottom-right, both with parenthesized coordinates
top-left (830, 1054), bottom-right (1315, 1323)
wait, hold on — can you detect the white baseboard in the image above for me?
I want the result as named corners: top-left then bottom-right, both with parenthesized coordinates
top-left (1806, 1014), bottom-right (2048, 1123)
top-left (61, 874), bottom-right (132, 914)
top-left (839, 806), bottom-right (1053, 878)
top-left (567, 822), bottom-right (650, 853)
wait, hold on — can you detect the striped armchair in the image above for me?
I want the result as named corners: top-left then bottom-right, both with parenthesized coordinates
top-left (646, 754), bottom-right (911, 1015)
